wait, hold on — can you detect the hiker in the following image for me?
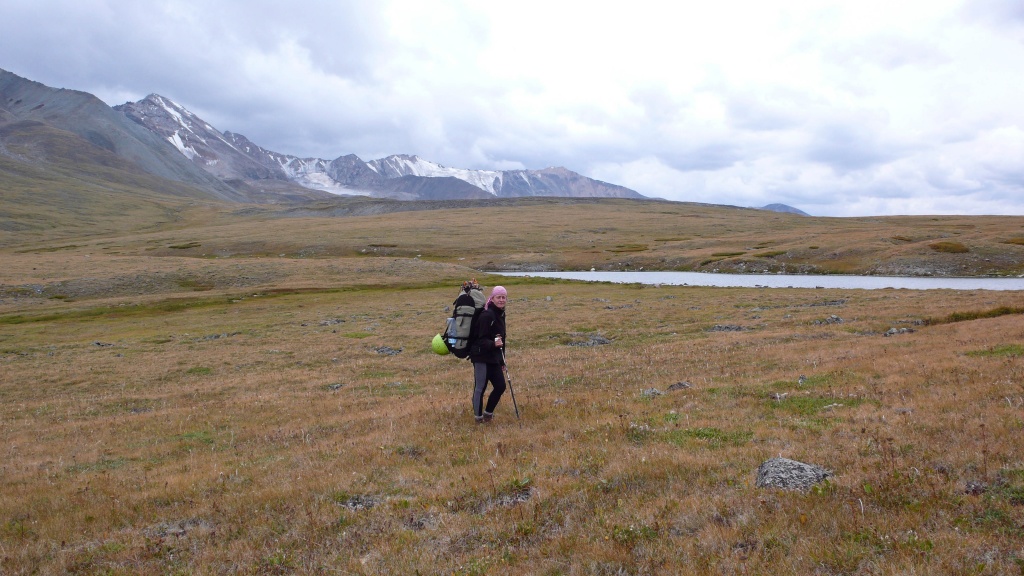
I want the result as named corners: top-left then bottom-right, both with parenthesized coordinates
top-left (470, 286), bottom-right (507, 423)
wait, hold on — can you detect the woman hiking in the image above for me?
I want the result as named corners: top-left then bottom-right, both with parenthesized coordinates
top-left (470, 286), bottom-right (507, 423)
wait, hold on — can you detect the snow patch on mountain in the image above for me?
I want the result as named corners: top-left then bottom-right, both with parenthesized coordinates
top-left (153, 96), bottom-right (192, 130)
top-left (295, 171), bottom-right (361, 195)
top-left (368, 155), bottom-right (502, 195)
top-left (167, 131), bottom-right (198, 160)
top-left (277, 157), bottom-right (366, 196)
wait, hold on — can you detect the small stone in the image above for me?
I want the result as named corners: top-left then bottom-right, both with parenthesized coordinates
top-left (756, 457), bottom-right (833, 491)
top-left (813, 315), bottom-right (844, 325)
top-left (708, 324), bottom-right (746, 332)
top-left (964, 481), bottom-right (988, 496)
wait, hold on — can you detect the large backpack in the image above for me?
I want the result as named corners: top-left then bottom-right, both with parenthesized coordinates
top-left (443, 280), bottom-right (486, 358)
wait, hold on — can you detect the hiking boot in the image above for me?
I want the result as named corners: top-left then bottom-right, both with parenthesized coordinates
top-left (483, 412), bottom-right (493, 423)
top-left (475, 415), bottom-right (485, 424)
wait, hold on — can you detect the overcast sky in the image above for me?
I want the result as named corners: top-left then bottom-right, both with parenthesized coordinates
top-left (3, 0), bottom-right (1023, 216)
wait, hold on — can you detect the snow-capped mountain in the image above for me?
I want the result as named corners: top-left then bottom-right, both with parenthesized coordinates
top-left (115, 94), bottom-right (644, 201)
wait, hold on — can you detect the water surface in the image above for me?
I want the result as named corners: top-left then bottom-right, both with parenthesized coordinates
top-left (498, 271), bottom-right (1024, 291)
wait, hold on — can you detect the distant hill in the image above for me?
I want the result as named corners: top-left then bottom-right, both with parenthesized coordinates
top-left (759, 203), bottom-right (810, 216)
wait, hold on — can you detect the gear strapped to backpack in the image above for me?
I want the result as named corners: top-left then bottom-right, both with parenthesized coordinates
top-left (442, 280), bottom-right (486, 358)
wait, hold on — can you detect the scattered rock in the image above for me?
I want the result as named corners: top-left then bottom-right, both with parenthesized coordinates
top-left (565, 333), bottom-right (612, 347)
top-left (814, 315), bottom-right (844, 325)
top-left (641, 388), bottom-right (663, 398)
top-left (325, 382), bottom-right (343, 391)
top-left (964, 480), bottom-right (988, 496)
top-left (755, 457), bottom-right (833, 491)
top-left (894, 407), bottom-right (913, 415)
top-left (807, 299), bottom-right (848, 307)
top-left (629, 422), bottom-right (654, 433)
top-left (201, 332), bottom-right (240, 341)
top-left (494, 488), bottom-right (532, 507)
top-left (798, 375), bottom-right (807, 386)
top-left (667, 381), bottom-right (692, 391)
top-left (337, 494), bottom-right (380, 511)
top-left (319, 318), bottom-right (345, 326)
top-left (147, 517), bottom-right (214, 539)
top-left (94, 341), bottom-right (114, 347)
top-left (708, 324), bottom-right (747, 332)
top-left (405, 514), bottom-right (439, 531)
top-left (373, 346), bottom-right (402, 356)
top-left (884, 327), bottom-right (915, 337)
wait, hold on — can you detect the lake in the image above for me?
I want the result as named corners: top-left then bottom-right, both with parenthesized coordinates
top-left (497, 271), bottom-right (1024, 291)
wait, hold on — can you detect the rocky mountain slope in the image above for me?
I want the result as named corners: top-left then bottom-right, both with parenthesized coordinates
top-left (115, 94), bottom-right (644, 201)
top-left (0, 69), bottom-right (248, 202)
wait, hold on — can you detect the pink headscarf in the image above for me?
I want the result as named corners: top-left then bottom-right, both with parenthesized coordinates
top-left (484, 286), bottom-right (507, 310)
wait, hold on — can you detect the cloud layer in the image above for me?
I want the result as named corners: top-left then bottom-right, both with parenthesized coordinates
top-left (3, 0), bottom-right (1023, 216)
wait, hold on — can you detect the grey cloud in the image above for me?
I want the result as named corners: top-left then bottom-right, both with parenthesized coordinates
top-left (805, 122), bottom-right (905, 172)
top-left (3, 1), bottom-right (1024, 216)
top-left (658, 142), bottom-right (743, 172)
top-left (0, 1), bottom-right (393, 159)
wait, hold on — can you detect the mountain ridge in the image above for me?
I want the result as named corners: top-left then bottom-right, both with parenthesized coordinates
top-left (114, 93), bottom-right (645, 201)
top-left (0, 70), bottom-right (249, 202)
top-left (1, 68), bottom-right (812, 213)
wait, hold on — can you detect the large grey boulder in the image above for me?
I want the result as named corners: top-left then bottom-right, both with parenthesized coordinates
top-left (756, 457), bottom-right (833, 491)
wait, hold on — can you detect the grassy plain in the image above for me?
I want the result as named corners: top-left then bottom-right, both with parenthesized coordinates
top-left (4, 198), bottom-right (1024, 277)
top-left (1, 200), bottom-right (1024, 574)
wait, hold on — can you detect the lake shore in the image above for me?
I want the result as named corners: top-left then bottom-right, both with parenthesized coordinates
top-left (500, 270), bottom-right (1024, 290)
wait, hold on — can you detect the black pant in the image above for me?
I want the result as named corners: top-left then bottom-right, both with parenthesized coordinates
top-left (473, 362), bottom-right (506, 417)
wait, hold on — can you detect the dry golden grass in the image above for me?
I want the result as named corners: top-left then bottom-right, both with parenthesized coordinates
top-left (5, 198), bottom-right (1024, 277)
top-left (2, 248), bottom-right (1024, 574)
top-left (2, 201), bottom-right (1024, 574)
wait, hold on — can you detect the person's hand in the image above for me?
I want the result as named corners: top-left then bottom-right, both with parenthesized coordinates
top-left (494, 335), bottom-right (503, 348)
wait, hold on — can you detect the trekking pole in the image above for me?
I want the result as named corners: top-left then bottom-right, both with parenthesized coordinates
top-left (500, 349), bottom-right (522, 428)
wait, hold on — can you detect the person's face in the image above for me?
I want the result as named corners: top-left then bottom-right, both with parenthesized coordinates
top-left (492, 293), bottom-right (507, 309)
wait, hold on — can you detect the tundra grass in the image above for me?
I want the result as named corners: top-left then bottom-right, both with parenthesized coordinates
top-left (6, 199), bottom-right (1024, 277)
top-left (2, 254), bottom-right (1023, 574)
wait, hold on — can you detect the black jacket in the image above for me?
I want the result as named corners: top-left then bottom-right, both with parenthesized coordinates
top-left (469, 306), bottom-right (506, 364)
